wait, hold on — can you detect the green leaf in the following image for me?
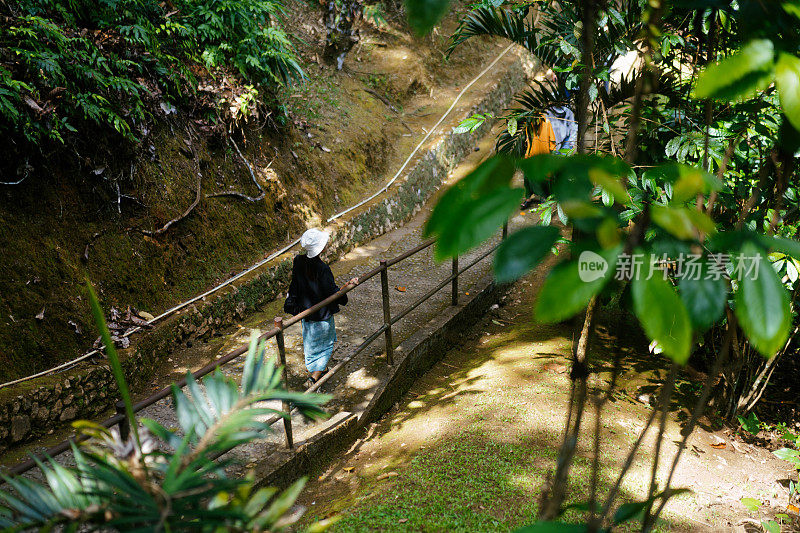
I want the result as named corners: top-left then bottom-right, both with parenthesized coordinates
top-left (613, 501), bottom-right (647, 525)
top-left (762, 520), bottom-right (780, 533)
top-left (535, 245), bottom-right (622, 323)
top-left (737, 412), bottom-right (761, 435)
top-left (434, 186), bottom-right (524, 260)
top-left (494, 225), bottom-right (560, 282)
top-left (679, 264), bottom-right (727, 330)
top-left (507, 116), bottom-right (518, 136)
top-left (426, 156), bottom-right (515, 239)
top-left (694, 39), bottom-right (775, 101)
top-left (651, 206), bottom-right (716, 240)
top-left (741, 497), bottom-right (762, 512)
top-left (651, 206), bottom-right (695, 240)
top-left (734, 242), bottom-right (792, 357)
top-left (773, 447), bottom-right (800, 461)
top-left (757, 235), bottom-right (800, 258)
top-left (518, 154), bottom-right (568, 185)
top-left (405, 0), bottom-right (451, 35)
top-left (776, 53), bottom-right (800, 131)
top-left (631, 263), bottom-right (692, 364)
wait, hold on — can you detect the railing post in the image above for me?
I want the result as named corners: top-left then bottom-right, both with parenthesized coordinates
top-left (379, 260), bottom-right (395, 366)
top-left (115, 400), bottom-right (130, 441)
top-left (273, 316), bottom-right (294, 449)
top-left (502, 220), bottom-right (508, 239)
top-left (451, 256), bottom-right (459, 306)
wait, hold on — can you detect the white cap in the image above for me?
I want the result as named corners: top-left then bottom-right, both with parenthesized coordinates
top-left (300, 228), bottom-right (330, 258)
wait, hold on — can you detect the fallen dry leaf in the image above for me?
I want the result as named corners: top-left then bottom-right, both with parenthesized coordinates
top-left (788, 503), bottom-right (799, 514)
top-left (376, 471), bottom-right (398, 481)
top-left (709, 435), bottom-right (726, 449)
top-left (395, 286), bottom-right (407, 292)
top-left (399, 518), bottom-right (408, 523)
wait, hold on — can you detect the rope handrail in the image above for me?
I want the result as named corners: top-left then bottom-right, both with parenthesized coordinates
top-left (0, 41), bottom-right (515, 391)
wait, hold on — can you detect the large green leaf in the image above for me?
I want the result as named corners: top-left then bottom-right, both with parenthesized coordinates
top-left (758, 234), bottom-right (800, 258)
top-left (631, 262), bottom-right (693, 364)
top-left (694, 39), bottom-right (775, 101)
top-left (651, 206), bottom-right (697, 240)
top-left (535, 245), bottom-right (621, 323)
top-left (734, 242), bottom-right (792, 357)
top-left (406, 0), bottom-right (451, 35)
top-left (517, 154), bottom-right (568, 185)
top-left (552, 155), bottom-right (631, 205)
top-left (651, 206), bottom-right (716, 240)
top-left (776, 53), bottom-right (800, 131)
top-left (773, 447), bottom-right (800, 461)
top-left (679, 263), bottom-right (727, 330)
top-left (425, 155), bottom-right (515, 239)
top-left (434, 186), bottom-right (524, 260)
top-left (494, 225), bottom-right (560, 282)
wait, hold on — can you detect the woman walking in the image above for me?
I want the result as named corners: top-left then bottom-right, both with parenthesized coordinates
top-left (284, 228), bottom-right (358, 388)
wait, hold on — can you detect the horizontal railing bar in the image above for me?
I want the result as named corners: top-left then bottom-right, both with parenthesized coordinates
top-left (383, 239), bottom-right (435, 268)
top-left (3, 238), bottom-right (441, 477)
top-left (390, 243), bottom-right (499, 326)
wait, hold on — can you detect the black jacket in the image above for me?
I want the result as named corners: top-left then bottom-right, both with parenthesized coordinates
top-left (284, 255), bottom-right (348, 321)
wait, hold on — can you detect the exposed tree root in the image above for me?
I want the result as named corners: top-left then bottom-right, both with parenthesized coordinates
top-left (142, 129), bottom-right (203, 236)
top-left (142, 173), bottom-right (202, 236)
top-left (207, 137), bottom-right (266, 203)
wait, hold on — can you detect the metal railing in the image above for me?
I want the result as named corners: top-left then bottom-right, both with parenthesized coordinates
top-left (5, 222), bottom-right (508, 476)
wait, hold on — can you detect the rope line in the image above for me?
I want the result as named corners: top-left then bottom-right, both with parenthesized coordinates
top-left (0, 44), bottom-right (516, 390)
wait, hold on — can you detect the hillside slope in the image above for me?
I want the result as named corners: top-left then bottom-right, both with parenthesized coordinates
top-left (0, 1), bottom-right (510, 381)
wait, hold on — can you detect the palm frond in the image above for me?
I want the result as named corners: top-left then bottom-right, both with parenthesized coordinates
top-left (446, 5), bottom-right (538, 57)
top-left (496, 78), bottom-right (572, 156)
top-left (0, 328), bottom-right (333, 531)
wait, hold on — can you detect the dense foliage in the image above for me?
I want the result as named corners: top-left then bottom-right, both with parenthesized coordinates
top-left (0, 0), bottom-right (301, 154)
top-left (429, 0), bottom-right (800, 530)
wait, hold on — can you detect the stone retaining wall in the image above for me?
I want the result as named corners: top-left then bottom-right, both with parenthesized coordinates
top-left (0, 50), bottom-right (535, 451)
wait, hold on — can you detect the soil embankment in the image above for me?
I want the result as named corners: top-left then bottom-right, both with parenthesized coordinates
top-left (0, 2), bottom-right (514, 382)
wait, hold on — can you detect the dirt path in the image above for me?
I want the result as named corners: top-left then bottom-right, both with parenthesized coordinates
top-left (298, 266), bottom-right (797, 532)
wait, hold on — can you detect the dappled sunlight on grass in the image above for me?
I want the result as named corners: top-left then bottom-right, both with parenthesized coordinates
top-left (298, 278), bottom-right (767, 531)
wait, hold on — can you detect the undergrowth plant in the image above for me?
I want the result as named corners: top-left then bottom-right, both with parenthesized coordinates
top-left (0, 283), bottom-right (334, 531)
top-left (0, 0), bottom-right (302, 154)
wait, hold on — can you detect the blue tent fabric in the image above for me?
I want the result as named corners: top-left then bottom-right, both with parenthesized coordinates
top-left (546, 106), bottom-right (577, 153)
